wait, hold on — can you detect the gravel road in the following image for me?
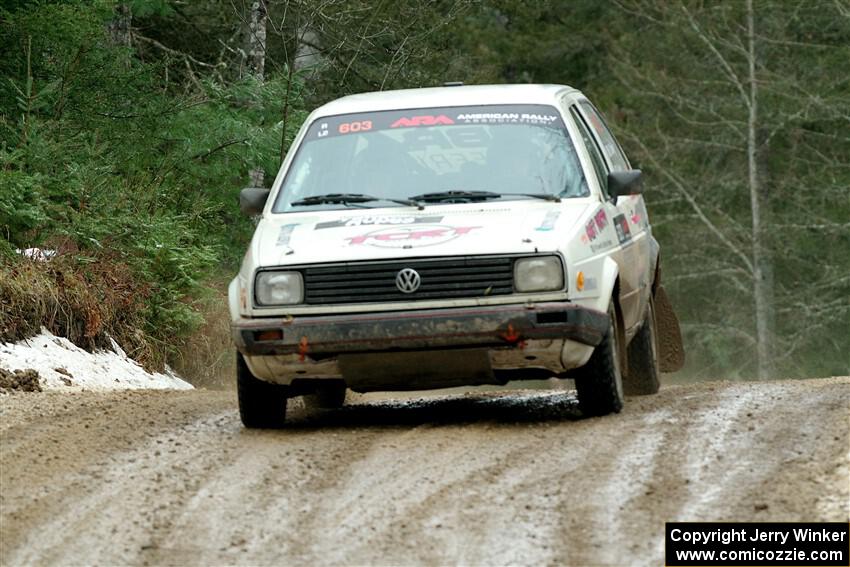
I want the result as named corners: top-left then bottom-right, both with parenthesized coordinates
top-left (1, 377), bottom-right (848, 566)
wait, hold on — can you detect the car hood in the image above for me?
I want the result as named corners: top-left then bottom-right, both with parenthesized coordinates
top-left (251, 200), bottom-right (594, 267)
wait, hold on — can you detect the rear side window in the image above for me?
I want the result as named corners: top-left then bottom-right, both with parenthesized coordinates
top-left (578, 101), bottom-right (629, 172)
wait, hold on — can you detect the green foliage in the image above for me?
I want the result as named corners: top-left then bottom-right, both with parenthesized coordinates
top-left (0, 164), bottom-right (48, 245)
top-left (452, 0), bottom-right (615, 89)
top-left (0, 1), bottom-right (307, 365)
top-left (128, 0), bottom-right (174, 18)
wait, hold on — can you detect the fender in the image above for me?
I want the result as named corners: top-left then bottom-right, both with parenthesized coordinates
top-left (228, 277), bottom-right (245, 323)
top-left (597, 256), bottom-right (620, 313)
top-left (560, 256), bottom-right (619, 371)
top-left (600, 256), bottom-right (629, 371)
top-left (649, 235), bottom-right (660, 293)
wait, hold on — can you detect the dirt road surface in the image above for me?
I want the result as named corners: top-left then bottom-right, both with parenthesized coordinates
top-left (1, 377), bottom-right (848, 566)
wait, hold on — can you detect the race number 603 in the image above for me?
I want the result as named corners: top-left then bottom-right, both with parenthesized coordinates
top-left (338, 120), bottom-right (372, 134)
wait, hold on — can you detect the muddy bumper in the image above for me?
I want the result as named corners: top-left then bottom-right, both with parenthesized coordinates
top-left (232, 302), bottom-right (608, 357)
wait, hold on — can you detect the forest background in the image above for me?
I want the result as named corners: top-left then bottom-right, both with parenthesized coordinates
top-left (1, 0), bottom-right (848, 384)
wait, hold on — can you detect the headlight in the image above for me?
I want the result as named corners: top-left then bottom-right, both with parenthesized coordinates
top-left (255, 271), bottom-right (303, 306)
top-left (514, 256), bottom-right (565, 292)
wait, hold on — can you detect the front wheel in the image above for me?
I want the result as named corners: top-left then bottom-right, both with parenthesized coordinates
top-left (624, 297), bottom-right (661, 395)
top-left (574, 304), bottom-right (625, 416)
top-left (236, 353), bottom-right (289, 428)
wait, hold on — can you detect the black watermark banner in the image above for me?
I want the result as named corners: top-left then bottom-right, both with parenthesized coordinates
top-left (666, 522), bottom-right (849, 566)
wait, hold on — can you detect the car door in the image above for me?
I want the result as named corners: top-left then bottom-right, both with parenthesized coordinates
top-left (566, 106), bottom-right (631, 320)
top-left (573, 101), bottom-right (650, 335)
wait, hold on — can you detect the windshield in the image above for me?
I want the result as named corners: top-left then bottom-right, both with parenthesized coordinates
top-left (272, 104), bottom-right (589, 212)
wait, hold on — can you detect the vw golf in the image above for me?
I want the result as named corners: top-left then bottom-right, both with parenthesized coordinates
top-left (229, 84), bottom-right (684, 427)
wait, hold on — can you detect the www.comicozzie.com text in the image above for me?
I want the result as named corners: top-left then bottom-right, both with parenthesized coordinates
top-left (670, 526), bottom-right (848, 546)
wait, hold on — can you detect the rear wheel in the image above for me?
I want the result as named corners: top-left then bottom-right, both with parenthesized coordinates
top-left (625, 297), bottom-right (661, 395)
top-left (236, 353), bottom-right (289, 428)
top-left (574, 304), bottom-right (624, 416)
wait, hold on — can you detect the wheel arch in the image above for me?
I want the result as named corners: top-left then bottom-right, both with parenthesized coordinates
top-left (650, 238), bottom-right (662, 296)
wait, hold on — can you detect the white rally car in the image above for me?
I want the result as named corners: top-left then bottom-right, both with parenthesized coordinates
top-left (229, 84), bottom-right (684, 427)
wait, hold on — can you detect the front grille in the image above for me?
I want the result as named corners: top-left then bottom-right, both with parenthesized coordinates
top-left (302, 255), bottom-right (519, 305)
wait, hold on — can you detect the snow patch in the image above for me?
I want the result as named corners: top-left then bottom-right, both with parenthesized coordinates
top-left (0, 329), bottom-right (193, 391)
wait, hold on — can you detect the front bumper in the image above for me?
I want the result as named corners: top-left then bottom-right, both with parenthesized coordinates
top-left (232, 302), bottom-right (608, 357)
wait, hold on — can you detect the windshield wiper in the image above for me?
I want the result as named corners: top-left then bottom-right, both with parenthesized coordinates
top-left (291, 193), bottom-right (424, 210)
top-left (410, 190), bottom-right (503, 202)
top-left (410, 190), bottom-right (561, 203)
top-left (500, 192), bottom-right (562, 203)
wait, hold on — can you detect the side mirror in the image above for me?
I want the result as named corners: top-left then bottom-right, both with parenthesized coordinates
top-left (240, 187), bottom-right (270, 216)
top-left (607, 169), bottom-right (643, 202)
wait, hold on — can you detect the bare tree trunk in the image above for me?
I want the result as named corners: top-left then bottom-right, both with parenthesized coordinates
top-left (294, 26), bottom-right (321, 71)
top-left (242, 1), bottom-right (268, 187)
top-left (746, 0), bottom-right (773, 379)
top-left (108, 3), bottom-right (132, 47)
top-left (106, 2), bottom-right (133, 51)
top-left (107, 3), bottom-right (132, 72)
top-left (246, 0), bottom-right (267, 81)
top-left (281, 59), bottom-right (294, 166)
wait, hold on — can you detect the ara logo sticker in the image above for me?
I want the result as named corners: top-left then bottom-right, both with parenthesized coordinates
top-left (347, 225), bottom-right (480, 248)
top-left (390, 115), bottom-right (455, 128)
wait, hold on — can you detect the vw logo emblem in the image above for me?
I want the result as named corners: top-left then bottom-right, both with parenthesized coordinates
top-left (395, 268), bottom-right (421, 293)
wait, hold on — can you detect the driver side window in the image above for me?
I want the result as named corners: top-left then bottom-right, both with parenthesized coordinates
top-left (579, 101), bottom-right (630, 172)
top-left (570, 106), bottom-right (610, 199)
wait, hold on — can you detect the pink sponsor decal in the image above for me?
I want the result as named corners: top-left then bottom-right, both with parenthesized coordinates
top-left (347, 225), bottom-right (480, 248)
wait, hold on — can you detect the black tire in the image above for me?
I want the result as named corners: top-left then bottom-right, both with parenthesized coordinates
top-left (625, 297), bottom-right (661, 395)
top-left (303, 384), bottom-right (346, 409)
top-left (574, 304), bottom-right (625, 416)
top-left (236, 353), bottom-right (289, 428)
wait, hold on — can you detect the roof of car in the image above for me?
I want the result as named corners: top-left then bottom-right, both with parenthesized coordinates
top-left (311, 84), bottom-right (582, 117)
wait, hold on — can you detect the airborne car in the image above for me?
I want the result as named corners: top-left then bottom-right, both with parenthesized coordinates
top-left (229, 84), bottom-right (684, 427)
